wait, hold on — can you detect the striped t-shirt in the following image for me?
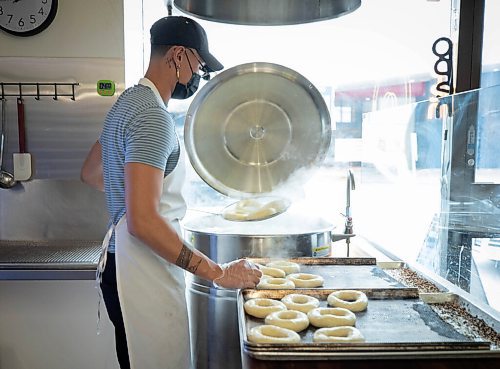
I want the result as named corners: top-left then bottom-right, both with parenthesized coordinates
top-left (99, 80), bottom-right (180, 252)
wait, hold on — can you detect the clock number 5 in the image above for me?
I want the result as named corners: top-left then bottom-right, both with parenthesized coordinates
top-left (30, 15), bottom-right (36, 24)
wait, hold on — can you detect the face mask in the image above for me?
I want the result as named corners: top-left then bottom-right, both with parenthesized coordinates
top-left (171, 72), bottom-right (200, 99)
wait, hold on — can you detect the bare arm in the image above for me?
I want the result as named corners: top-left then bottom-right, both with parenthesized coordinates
top-left (81, 141), bottom-right (104, 191)
top-left (124, 162), bottom-right (223, 281)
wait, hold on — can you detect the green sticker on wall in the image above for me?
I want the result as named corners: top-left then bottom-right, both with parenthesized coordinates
top-left (97, 80), bottom-right (116, 96)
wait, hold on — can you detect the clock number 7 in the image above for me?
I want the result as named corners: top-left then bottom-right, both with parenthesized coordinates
top-left (7, 14), bottom-right (13, 24)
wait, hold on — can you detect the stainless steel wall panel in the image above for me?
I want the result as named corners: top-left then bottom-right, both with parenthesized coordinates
top-left (0, 57), bottom-right (124, 179)
top-left (0, 57), bottom-right (123, 241)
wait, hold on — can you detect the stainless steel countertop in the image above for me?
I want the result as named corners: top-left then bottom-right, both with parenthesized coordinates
top-left (0, 240), bottom-right (101, 280)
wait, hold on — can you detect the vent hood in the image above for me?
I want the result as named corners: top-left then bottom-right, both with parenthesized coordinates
top-left (172, 0), bottom-right (362, 25)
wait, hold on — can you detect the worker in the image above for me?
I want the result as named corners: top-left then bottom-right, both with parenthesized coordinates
top-left (81, 16), bottom-right (262, 369)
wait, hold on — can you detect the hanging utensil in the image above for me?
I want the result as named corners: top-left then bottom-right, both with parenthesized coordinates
top-left (13, 97), bottom-right (32, 181)
top-left (0, 98), bottom-right (17, 189)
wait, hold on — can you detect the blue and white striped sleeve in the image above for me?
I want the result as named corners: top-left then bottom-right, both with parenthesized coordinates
top-left (125, 107), bottom-right (176, 170)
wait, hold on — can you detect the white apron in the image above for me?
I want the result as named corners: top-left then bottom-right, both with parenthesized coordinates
top-left (99, 148), bottom-right (191, 369)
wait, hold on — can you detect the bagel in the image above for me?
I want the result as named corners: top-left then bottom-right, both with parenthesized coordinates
top-left (265, 261), bottom-right (300, 275)
top-left (257, 277), bottom-right (295, 289)
top-left (281, 293), bottom-right (320, 314)
top-left (313, 327), bottom-right (365, 343)
top-left (327, 290), bottom-right (368, 312)
top-left (264, 310), bottom-right (309, 332)
top-left (286, 273), bottom-right (324, 288)
top-left (244, 298), bottom-right (287, 318)
top-left (257, 264), bottom-right (286, 278)
top-left (307, 307), bottom-right (356, 328)
top-left (247, 325), bottom-right (301, 344)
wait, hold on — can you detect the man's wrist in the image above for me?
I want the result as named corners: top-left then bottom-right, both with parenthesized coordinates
top-left (210, 263), bottom-right (224, 282)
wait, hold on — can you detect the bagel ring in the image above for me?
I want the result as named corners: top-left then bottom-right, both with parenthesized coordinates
top-left (257, 277), bottom-right (295, 289)
top-left (327, 290), bottom-right (368, 312)
top-left (307, 307), bottom-right (356, 328)
top-left (264, 310), bottom-right (309, 332)
top-left (265, 261), bottom-right (300, 275)
top-left (247, 325), bottom-right (301, 344)
top-left (281, 293), bottom-right (320, 314)
top-left (286, 273), bottom-right (324, 288)
top-left (313, 327), bottom-right (365, 343)
top-left (257, 264), bottom-right (286, 278)
top-left (244, 298), bottom-right (287, 318)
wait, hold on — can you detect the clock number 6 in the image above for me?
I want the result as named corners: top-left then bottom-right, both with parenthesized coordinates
top-left (18, 18), bottom-right (25, 27)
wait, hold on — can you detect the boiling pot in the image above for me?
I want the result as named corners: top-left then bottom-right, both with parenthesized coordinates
top-left (182, 62), bottom-right (332, 369)
top-left (182, 211), bottom-right (335, 369)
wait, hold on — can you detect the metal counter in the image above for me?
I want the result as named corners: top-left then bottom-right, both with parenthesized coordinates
top-left (0, 240), bottom-right (101, 280)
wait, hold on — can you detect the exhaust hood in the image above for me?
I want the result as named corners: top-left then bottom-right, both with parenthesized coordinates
top-left (172, 0), bottom-right (362, 25)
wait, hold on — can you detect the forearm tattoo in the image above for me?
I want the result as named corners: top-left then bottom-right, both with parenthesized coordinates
top-left (175, 244), bottom-right (202, 274)
top-left (187, 258), bottom-right (202, 274)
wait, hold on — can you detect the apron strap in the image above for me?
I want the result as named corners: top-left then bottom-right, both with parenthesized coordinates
top-left (95, 225), bottom-right (115, 335)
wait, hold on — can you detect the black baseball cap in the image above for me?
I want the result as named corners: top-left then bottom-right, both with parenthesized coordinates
top-left (150, 16), bottom-right (223, 72)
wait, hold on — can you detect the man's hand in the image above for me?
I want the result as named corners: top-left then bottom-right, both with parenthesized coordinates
top-left (213, 259), bottom-right (262, 289)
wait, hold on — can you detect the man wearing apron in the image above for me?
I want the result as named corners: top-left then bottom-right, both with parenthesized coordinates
top-left (81, 16), bottom-right (262, 369)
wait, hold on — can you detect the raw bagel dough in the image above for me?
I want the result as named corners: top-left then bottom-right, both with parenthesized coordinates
top-left (281, 294), bottom-right (320, 314)
top-left (264, 310), bottom-right (309, 332)
top-left (265, 261), bottom-right (300, 275)
top-left (327, 290), bottom-right (368, 312)
top-left (257, 277), bottom-right (295, 289)
top-left (247, 325), bottom-right (301, 344)
top-left (286, 273), bottom-right (324, 288)
top-left (307, 307), bottom-right (356, 328)
top-left (257, 264), bottom-right (286, 278)
top-left (244, 298), bottom-right (287, 318)
top-left (313, 327), bottom-right (365, 343)
top-left (223, 198), bottom-right (288, 221)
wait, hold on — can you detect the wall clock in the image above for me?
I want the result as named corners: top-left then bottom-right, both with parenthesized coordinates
top-left (0, 0), bottom-right (58, 37)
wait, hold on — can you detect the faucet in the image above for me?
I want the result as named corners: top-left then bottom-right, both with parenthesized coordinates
top-left (344, 169), bottom-right (355, 256)
top-left (331, 169), bottom-right (356, 256)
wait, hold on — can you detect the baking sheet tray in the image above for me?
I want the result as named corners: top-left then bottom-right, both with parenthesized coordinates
top-left (248, 257), bottom-right (406, 289)
top-left (238, 288), bottom-right (493, 360)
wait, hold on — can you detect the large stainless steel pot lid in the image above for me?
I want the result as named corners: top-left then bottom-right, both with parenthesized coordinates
top-left (172, 0), bottom-right (362, 25)
top-left (184, 62), bottom-right (331, 198)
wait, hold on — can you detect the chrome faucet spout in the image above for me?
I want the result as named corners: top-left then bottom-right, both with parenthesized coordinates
top-left (345, 169), bottom-right (355, 257)
top-left (346, 169), bottom-right (355, 218)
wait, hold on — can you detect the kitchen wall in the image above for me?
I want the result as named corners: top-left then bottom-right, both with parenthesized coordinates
top-left (0, 0), bottom-right (128, 241)
top-left (0, 0), bottom-right (124, 58)
top-left (1, 2), bottom-right (131, 368)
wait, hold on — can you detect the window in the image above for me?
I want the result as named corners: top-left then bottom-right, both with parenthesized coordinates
top-left (334, 106), bottom-right (352, 124)
top-left (133, 1), bottom-right (499, 312)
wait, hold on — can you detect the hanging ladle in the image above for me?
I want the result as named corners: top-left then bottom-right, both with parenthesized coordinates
top-left (0, 98), bottom-right (17, 189)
